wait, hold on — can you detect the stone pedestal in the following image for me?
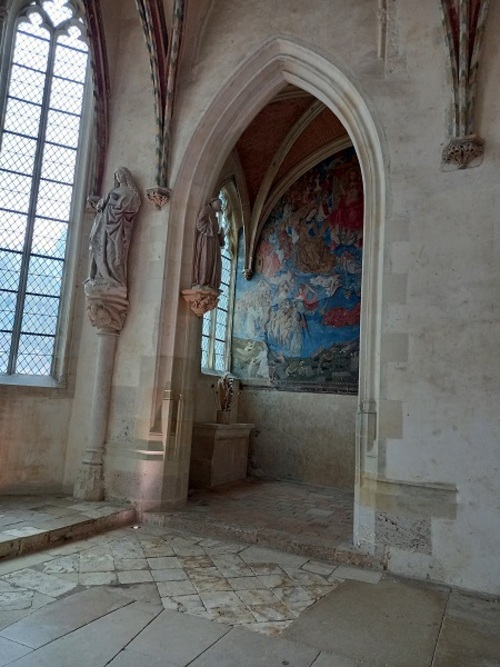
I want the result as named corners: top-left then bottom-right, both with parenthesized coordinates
top-left (189, 423), bottom-right (254, 489)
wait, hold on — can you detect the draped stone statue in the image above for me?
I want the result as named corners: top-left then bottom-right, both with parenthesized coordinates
top-left (88, 167), bottom-right (141, 289)
top-left (84, 167), bottom-right (141, 332)
top-left (192, 197), bottom-right (225, 290)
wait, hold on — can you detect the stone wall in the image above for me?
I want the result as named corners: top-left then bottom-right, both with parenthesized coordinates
top-left (2, 0), bottom-right (500, 595)
top-left (239, 389), bottom-right (356, 490)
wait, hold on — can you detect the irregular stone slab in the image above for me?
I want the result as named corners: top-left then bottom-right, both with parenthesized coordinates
top-left (189, 625), bottom-right (319, 666)
top-left (127, 608), bottom-right (229, 665)
top-left (0, 636), bottom-right (33, 666)
top-left (283, 578), bottom-right (448, 667)
top-left (2, 601), bottom-right (158, 667)
top-left (432, 590), bottom-right (500, 666)
top-left (107, 648), bottom-right (178, 667)
top-left (0, 587), bottom-right (130, 648)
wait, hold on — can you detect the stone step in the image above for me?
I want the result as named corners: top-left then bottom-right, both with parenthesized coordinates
top-left (141, 509), bottom-right (386, 571)
top-left (0, 497), bottom-right (136, 560)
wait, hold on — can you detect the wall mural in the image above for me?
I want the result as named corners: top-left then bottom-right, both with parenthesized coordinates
top-left (232, 148), bottom-right (363, 392)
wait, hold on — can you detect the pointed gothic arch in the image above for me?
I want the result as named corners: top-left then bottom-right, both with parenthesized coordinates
top-left (157, 38), bottom-right (387, 548)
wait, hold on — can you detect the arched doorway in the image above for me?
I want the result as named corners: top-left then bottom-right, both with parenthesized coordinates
top-left (159, 38), bottom-right (386, 552)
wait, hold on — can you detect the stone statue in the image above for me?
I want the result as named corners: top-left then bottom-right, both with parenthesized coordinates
top-left (88, 167), bottom-right (141, 289)
top-left (192, 197), bottom-right (225, 290)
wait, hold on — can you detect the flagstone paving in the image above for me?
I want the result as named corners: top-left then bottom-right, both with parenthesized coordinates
top-left (0, 523), bottom-right (370, 637)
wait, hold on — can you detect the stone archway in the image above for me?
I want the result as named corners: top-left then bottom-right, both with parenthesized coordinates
top-left (158, 38), bottom-right (386, 551)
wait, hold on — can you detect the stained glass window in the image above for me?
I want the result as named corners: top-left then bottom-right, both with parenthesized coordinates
top-left (0, 1), bottom-right (89, 376)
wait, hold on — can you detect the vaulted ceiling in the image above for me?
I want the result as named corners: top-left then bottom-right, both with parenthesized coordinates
top-left (231, 84), bottom-right (351, 236)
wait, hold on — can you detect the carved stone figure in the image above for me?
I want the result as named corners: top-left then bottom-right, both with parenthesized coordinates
top-left (192, 197), bottom-right (225, 290)
top-left (88, 167), bottom-right (141, 288)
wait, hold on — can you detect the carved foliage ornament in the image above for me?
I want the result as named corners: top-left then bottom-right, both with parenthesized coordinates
top-left (439, 0), bottom-right (489, 169)
top-left (181, 288), bottom-right (220, 317)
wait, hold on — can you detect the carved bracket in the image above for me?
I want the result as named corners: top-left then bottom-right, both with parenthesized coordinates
top-left (146, 185), bottom-right (171, 210)
top-left (181, 287), bottom-right (220, 317)
top-left (84, 282), bottom-right (129, 332)
top-left (442, 133), bottom-right (484, 169)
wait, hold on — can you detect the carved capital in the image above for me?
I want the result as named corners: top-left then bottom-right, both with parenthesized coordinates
top-left (242, 268), bottom-right (253, 280)
top-left (84, 280), bottom-right (129, 332)
top-left (181, 287), bottom-right (220, 317)
top-left (146, 185), bottom-right (171, 210)
top-left (441, 134), bottom-right (485, 170)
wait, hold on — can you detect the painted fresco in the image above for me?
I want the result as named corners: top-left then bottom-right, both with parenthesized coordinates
top-left (232, 148), bottom-right (363, 392)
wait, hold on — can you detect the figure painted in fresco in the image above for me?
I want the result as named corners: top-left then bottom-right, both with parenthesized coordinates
top-left (232, 148), bottom-right (363, 390)
top-left (88, 167), bottom-right (141, 288)
top-left (192, 197), bottom-right (225, 290)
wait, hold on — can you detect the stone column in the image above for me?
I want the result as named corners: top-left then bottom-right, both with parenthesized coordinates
top-left (74, 326), bottom-right (119, 500)
top-left (74, 167), bottom-right (141, 500)
top-left (73, 289), bottom-right (128, 500)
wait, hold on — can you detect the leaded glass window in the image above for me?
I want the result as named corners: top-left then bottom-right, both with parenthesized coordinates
top-left (201, 190), bottom-right (235, 372)
top-left (0, 0), bottom-right (89, 377)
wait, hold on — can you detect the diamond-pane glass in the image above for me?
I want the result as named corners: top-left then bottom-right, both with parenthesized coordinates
top-left (201, 347), bottom-right (209, 369)
top-left (8, 64), bottom-right (46, 105)
top-left (42, 0), bottom-right (73, 26)
top-left (40, 144), bottom-right (77, 184)
top-left (0, 291), bottom-right (17, 331)
top-left (0, 133), bottom-right (37, 176)
top-left (32, 219), bottom-right (67, 258)
top-left (215, 321), bottom-right (227, 341)
top-left (16, 333), bottom-right (54, 375)
top-left (26, 256), bottom-right (64, 296)
top-left (58, 25), bottom-right (88, 51)
top-left (0, 3), bottom-right (88, 376)
top-left (49, 76), bottom-right (84, 115)
top-left (0, 172), bottom-right (32, 213)
top-left (3, 98), bottom-right (42, 137)
top-left (0, 213), bottom-right (27, 251)
top-left (202, 315), bottom-right (211, 336)
top-left (36, 180), bottom-right (73, 219)
top-left (13, 27), bottom-right (50, 70)
top-left (53, 43), bottom-right (87, 82)
top-left (0, 250), bottom-right (22, 291)
top-left (21, 294), bottom-right (59, 335)
top-left (0, 332), bottom-right (12, 374)
top-left (45, 109), bottom-right (81, 148)
top-left (218, 292), bottom-right (229, 311)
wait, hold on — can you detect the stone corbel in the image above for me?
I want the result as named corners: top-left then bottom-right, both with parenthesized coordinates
top-left (181, 287), bottom-right (220, 317)
top-left (440, 0), bottom-right (489, 169)
top-left (441, 133), bottom-right (485, 169)
top-left (146, 186), bottom-right (171, 210)
top-left (85, 286), bottom-right (129, 333)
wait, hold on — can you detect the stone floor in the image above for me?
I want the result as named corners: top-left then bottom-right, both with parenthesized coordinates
top-left (0, 521), bottom-right (498, 666)
top-left (0, 496), bottom-right (135, 559)
top-left (144, 479), bottom-right (379, 568)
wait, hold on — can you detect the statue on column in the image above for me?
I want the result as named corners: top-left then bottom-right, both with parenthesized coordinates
top-left (85, 167), bottom-right (141, 331)
top-left (192, 197), bottom-right (225, 290)
top-left (88, 167), bottom-right (141, 288)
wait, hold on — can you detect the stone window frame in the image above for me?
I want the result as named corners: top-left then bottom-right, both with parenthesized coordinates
top-left (0, 0), bottom-right (94, 388)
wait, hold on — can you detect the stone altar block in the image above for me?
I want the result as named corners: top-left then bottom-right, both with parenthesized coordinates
top-left (190, 423), bottom-right (254, 489)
